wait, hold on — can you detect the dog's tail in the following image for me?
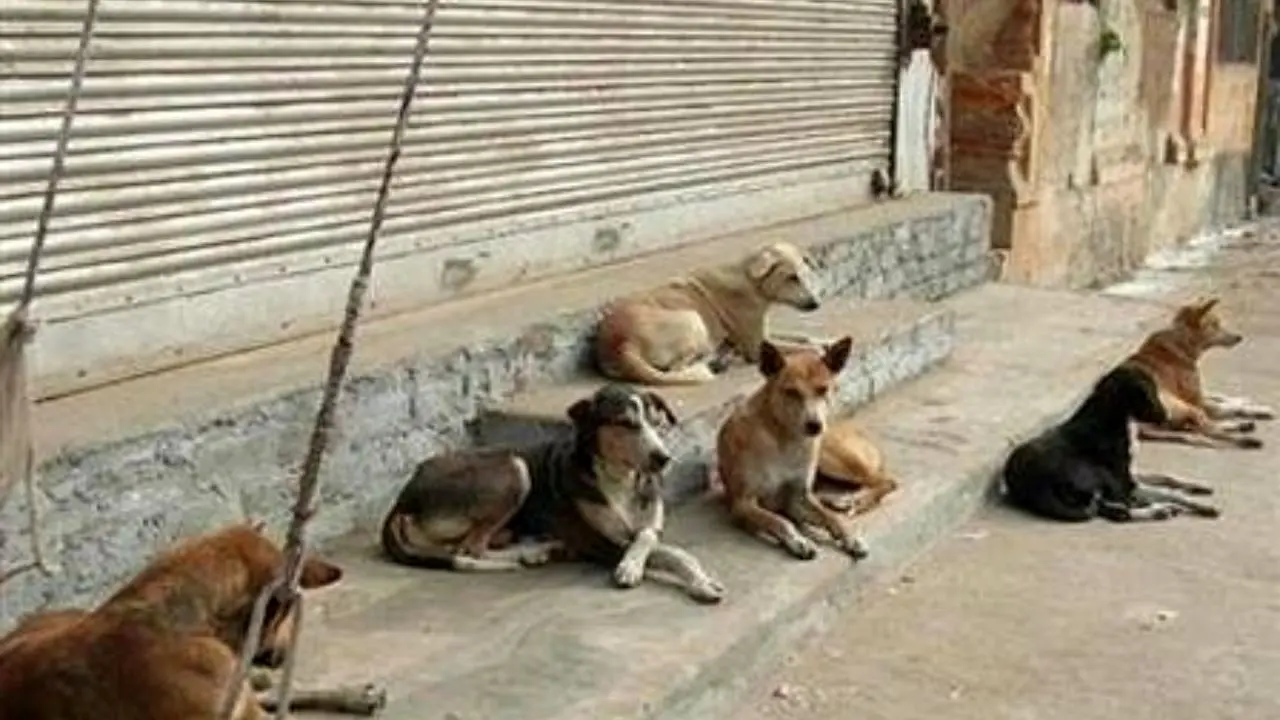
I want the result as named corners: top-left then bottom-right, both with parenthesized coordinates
top-left (604, 343), bottom-right (718, 385)
top-left (380, 513), bottom-right (458, 570)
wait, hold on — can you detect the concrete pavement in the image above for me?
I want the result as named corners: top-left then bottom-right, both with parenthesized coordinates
top-left (734, 226), bottom-right (1280, 720)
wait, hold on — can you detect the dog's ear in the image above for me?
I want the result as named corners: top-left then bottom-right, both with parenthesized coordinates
top-left (745, 246), bottom-right (781, 282)
top-left (823, 336), bottom-right (854, 374)
top-left (1195, 296), bottom-right (1220, 317)
top-left (759, 340), bottom-right (786, 378)
top-left (644, 392), bottom-right (679, 428)
top-left (1174, 302), bottom-right (1200, 327)
top-left (299, 556), bottom-right (344, 590)
top-left (249, 519), bottom-right (267, 535)
top-left (567, 398), bottom-right (594, 426)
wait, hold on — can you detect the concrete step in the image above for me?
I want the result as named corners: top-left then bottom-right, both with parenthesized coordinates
top-left (286, 283), bottom-right (1174, 720)
top-left (2, 193), bottom-right (990, 625)
top-left (476, 297), bottom-right (956, 501)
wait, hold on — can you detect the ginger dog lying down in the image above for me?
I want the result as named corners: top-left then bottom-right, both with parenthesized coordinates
top-left (1123, 296), bottom-right (1273, 450)
top-left (595, 241), bottom-right (824, 385)
top-left (0, 524), bottom-right (346, 720)
top-left (381, 383), bottom-right (726, 604)
top-left (716, 336), bottom-right (871, 560)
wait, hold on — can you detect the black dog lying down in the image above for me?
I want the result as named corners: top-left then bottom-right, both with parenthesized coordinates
top-left (1002, 365), bottom-right (1220, 522)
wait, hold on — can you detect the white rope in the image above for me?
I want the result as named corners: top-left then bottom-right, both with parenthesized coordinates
top-left (18, 0), bottom-right (99, 316)
top-left (0, 0), bottom-right (98, 589)
top-left (217, 0), bottom-right (441, 716)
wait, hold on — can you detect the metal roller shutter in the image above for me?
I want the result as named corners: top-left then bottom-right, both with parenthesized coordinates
top-left (0, 0), bottom-right (898, 394)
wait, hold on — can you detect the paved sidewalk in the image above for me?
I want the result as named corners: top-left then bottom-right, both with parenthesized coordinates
top-left (734, 227), bottom-right (1280, 720)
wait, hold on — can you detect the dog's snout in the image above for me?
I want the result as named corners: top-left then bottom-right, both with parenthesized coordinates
top-left (801, 298), bottom-right (820, 312)
top-left (803, 420), bottom-right (824, 436)
top-left (648, 449), bottom-right (672, 470)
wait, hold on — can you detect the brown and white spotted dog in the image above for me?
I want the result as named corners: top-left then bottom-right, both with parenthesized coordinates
top-left (380, 384), bottom-right (725, 603)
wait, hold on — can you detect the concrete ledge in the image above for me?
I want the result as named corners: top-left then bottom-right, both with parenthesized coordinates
top-left (2, 192), bottom-right (990, 625)
top-left (476, 298), bottom-right (957, 501)
top-left (272, 284), bottom-right (1173, 720)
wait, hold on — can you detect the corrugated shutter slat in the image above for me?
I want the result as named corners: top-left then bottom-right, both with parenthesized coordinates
top-left (1, 0), bottom-right (897, 315)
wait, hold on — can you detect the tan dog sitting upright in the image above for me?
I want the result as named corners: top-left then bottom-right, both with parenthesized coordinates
top-left (716, 336), bottom-right (870, 561)
top-left (813, 418), bottom-right (900, 516)
top-left (0, 524), bottom-right (345, 720)
top-left (595, 242), bottom-right (823, 385)
top-left (1122, 296), bottom-right (1274, 450)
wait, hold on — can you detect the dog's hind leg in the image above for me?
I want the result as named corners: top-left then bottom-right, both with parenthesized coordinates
top-left (646, 543), bottom-right (725, 604)
top-left (816, 490), bottom-right (858, 513)
top-left (455, 540), bottom-right (564, 571)
top-left (847, 476), bottom-right (899, 516)
top-left (1135, 473), bottom-right (1214, 496)
top-left (1097, 499), bottom-right (1181, 522)
top-left (258, 683), bottom-right (387, 716)
top-left (1134, 487), bottom-right (1220, 519)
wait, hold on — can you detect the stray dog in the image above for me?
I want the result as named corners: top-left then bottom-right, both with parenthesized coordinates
top-left (1123, 296), bottom-right (1273, 450)
top-left (380, 384), bottom-right (725, 604)
top-left (716, 336), bottom-right (871, 560)
top-left (0, 523), bottom-right (345, 720)
top-left (1002, 365), bottom-right (1220, 523)
top-left (595, 242), bottom-right (823, 385)
top-left (813, 417), bottom-right (900, 516)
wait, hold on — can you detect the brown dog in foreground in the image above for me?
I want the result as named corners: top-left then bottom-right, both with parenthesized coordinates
top-left (813, 418), bottom-right (900, 516)
top-left (0, 524), bottom-right (349, 720)
top-left (1122, 296), bottom-right (1274, 451)
top-left (716, 336), bottom-right (870, 561)
top-left (595, 242), bottom-right (823, 385)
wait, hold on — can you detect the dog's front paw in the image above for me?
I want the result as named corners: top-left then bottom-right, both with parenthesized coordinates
top-left (1151, 504), bottom-right (1183, 521)
top-left (783, 535), bottom-right (819, 561)
top-left (519, 545), bottom-right (555, 567)
top-left (613, 559), bottom-right (645, 588)
top-left (708, 355), bottom-right (734, 375)
top-left (839, 536), bottom-right (870, 561)
top-left (1194, 505), bottom-right (1222, 519)
top-left (689, 577), bottom-right (726, 605)
top-left (1237, 436), bottom-right (1265, 450)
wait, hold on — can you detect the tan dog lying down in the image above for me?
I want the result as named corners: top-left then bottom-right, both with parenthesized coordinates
top-left (716, 337), bottom-right (871, 561)
top-left (595, 242), bottom-right (823, 385)
top-left (1122, 296), bottom-right (1274, 451)
top-left (709, 418), bottom-right (901, 517)
top-left (0, 524), bottom-right (347, 720)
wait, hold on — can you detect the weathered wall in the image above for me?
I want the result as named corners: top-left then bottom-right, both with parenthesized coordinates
top-left (950, 0), bottom-right (1260, 287)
